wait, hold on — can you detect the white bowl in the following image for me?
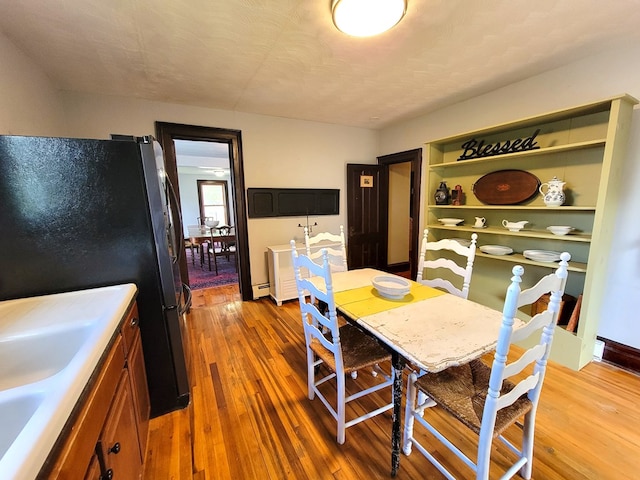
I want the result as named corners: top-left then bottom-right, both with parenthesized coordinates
top-left (547, 226), bottom-right (573, 236)
top-left (438, 218), bottom-right (464, 226)
top-left (204, 219), bottom-right (220, 228)
top-left (479, 245), bottom-right (513, 256)
top-left (372, 275), bottom-right (411, 300)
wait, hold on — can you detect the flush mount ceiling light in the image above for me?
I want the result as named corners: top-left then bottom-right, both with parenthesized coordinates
top-left (332, 0), bottom-right (407, 37)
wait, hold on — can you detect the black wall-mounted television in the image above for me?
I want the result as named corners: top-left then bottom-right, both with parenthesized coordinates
top-left (247, 188), bottom-right (340, 218)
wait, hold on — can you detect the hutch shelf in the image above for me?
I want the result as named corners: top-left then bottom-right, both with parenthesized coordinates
top-left (424, 94), bottom-right (637, 370)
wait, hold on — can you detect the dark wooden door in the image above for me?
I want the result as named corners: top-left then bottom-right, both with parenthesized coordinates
top-left (346, 164), bottom-right (388, 269)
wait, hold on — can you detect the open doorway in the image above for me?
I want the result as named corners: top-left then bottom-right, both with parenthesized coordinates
top-left (378, 149), bottom-right (422, 280)
top-left (155, 122), bottom-right (253, 301)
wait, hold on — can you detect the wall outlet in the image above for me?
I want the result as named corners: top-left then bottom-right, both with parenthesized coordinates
top-left (593, 339), bottom-right (605, 362)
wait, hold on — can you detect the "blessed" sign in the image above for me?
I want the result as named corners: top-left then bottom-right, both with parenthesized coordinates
top-left (458, 129), bottom-right (540, 160)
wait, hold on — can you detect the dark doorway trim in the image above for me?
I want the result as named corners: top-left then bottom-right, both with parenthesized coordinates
top-left (377, 148), bottom-right (422, 280)
top-left (155, 122), bottom-right (252, 301)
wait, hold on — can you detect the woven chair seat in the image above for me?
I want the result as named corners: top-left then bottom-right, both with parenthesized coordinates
top-left (415, 358), bottom-right (533, 438)
top-left (311, 324), bottom-right (391, 374)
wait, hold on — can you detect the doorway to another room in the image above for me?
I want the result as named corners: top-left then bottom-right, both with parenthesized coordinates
top-left (155, 122), bottom-right (252, 301)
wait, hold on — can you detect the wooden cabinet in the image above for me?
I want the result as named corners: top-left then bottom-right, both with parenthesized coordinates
top-left (120, 303), bottom-right (150, 461)
top-left (97, 369), bottom-right (141, 479)
top-left (42, 301), bottom-right (150, 479)
top-left (423, 94), bottom-right (637, 370)
top-left (267, 241), bottom-right (342, 305)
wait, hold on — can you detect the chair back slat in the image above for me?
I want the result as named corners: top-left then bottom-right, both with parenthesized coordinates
top-left (424, 257), bottom-right (467, 278)
top-left (503, 343), bottom-right (546, 379)
top-left (496, 372), bottom-right (540, 410)
top-left (422, 278), bottom-right (459, 297)
top-left (416, 229), bottom-right (477, 299)
top-left (305, 225), bottom-right (348, 272)
top-left (510, 311), bottom-right (554, 343)
top-left (516, 274), bottom-right (564, 308)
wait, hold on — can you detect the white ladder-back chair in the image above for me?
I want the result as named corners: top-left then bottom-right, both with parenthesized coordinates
top-left (417, 228), bottom-right (478, 299)
top-left (304, 225), bottom-right (348, 273)
top-left (403, 253), bottom-right (571, 480)
top-left (291, 241), bottom-right (394, 444)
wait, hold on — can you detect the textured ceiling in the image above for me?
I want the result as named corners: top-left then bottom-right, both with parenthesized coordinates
top-left (1, 0), bottom-right (640, 129)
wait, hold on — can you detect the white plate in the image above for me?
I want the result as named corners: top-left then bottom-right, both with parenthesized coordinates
top-left (438, 218), bottom-right (464, 226)
top-left (523, 250), bottom-right (562, 262)
top-left (372, 275), bottom-right (411, 299)
top-left (479, 245), bottom-right (513, 255)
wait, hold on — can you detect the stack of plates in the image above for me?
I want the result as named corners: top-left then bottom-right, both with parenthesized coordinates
top-left (523, 250), bottom-right (562, 262)
top-left (479, 245), bottom-right (513, 256)
top-left (372, 275), bottom-right (411, 299)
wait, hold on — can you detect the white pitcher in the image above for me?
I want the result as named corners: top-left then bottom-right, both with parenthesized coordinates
top-left (539, 176), bottom-right (566, 207)
top-left (474, 216), bottom-right (486, 228)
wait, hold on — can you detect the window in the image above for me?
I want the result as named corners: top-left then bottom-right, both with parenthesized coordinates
top-left (198, 180), bottom-right (229, 225)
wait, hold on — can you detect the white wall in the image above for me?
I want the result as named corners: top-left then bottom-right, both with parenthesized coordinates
top-left (379, 44), bottom-right (640, 350)
top-left (0, 31), bottom-right (67, 136)
top-left (60, 92), bottom-right (378, 286)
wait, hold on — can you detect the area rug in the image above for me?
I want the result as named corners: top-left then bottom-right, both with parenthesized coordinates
top-left (185, 248), bottom-right (238, 290)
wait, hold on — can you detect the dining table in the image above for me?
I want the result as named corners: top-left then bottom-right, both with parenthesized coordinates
top-left (186, 226), bottom-right (236, 268)
top-left (308, 268), bottom-right (522, 477)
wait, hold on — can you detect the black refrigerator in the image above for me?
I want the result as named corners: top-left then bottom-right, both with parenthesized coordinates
top-left (0, 134), bottom-right (190, 417)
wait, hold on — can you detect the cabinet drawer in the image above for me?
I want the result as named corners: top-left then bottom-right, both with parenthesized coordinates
top-left (121, 302), bottom-right (140, 355)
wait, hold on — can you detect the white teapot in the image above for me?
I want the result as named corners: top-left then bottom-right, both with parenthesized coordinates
top-left (539, 176), bottom-right (566, 207)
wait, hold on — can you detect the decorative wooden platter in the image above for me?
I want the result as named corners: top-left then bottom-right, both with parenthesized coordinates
top-left (472, 169), bottom-right (540, 205)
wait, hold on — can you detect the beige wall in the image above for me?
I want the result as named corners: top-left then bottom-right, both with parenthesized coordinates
top-left (378, 44), bottom-right (640, 350)
top-left (0, 31), bottom-right (67, 136)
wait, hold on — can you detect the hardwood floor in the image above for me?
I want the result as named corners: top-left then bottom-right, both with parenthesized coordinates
top-left (143, 284), bottom-right (640, 479)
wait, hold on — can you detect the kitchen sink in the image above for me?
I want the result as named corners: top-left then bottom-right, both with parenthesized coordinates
top-left (0, 283), bottom-right (137, 480)
top-left (0, 390), bottom-right (45, 462)
top-left (0, 325), bottom-right (92, 391)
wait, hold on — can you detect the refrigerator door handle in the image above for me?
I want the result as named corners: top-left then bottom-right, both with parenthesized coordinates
top-left (165, 176), bottom-right (185, 265)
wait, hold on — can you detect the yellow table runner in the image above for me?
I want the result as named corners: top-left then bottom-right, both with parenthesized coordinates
top-left (334, 283), bottom-right (445, 319)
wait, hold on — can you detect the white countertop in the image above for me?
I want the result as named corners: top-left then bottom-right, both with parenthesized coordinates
top-left (0, 283), bottom-right (137, 480)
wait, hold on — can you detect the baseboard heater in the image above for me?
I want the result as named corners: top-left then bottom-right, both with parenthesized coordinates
top-left (252, 283), bottom-right (270, 299)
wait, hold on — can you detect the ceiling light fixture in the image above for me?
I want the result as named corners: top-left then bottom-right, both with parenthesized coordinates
top-left (332, 0), bottom-right (407, 37)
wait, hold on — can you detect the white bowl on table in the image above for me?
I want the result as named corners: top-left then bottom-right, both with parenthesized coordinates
top-left (438, 218), bottom-right (464, 226)
top-left (372, 275), bottom-right (411, 300)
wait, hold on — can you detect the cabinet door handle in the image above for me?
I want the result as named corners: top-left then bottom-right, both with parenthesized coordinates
top-left (100, 468), bottom-right (113, 480)
top-left (109, 442), bottom-right (121, 454)
top-left (130, 317), bottom-right (139, 327)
